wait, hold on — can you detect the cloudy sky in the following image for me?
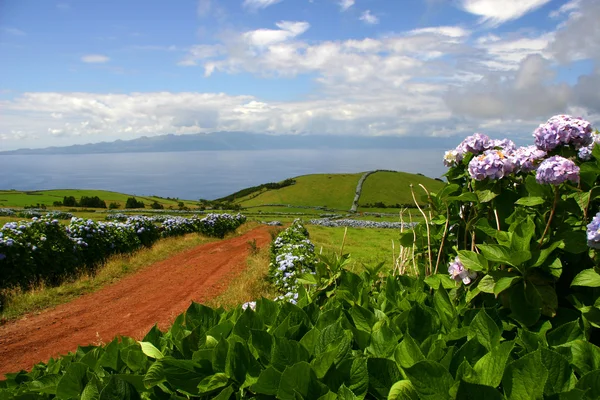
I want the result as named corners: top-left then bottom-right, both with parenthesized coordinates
top-left (0, 0), bottom-right (599, 151)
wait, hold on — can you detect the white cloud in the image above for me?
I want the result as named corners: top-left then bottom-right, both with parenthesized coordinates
top-left (359, 10), bottom-right (379, 24)
top-left (549, 0), bottom-right (580, 18)
top-left (243, 0), bottom-right (282, 10)
top-left (339, 0), bottom-right (354, 12)
top-left (549, 0), bottom-right (600, 63)
top-left (242, 21), bottom-right (310, 47)
top-left (2, 27), bottom-right (26, 36)
top-left (458, 0), bottom-right (552, 26)
top-left (81, 54), bottom-right (110, 63)
top-left (408, 26), bottom-right (470, 38)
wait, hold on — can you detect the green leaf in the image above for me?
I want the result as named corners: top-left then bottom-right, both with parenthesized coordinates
top-left (407, 303), bottom-right (440, 343)
top-left (138, 342), bottom-right (163, 360)
top-left (493, 276), bottom-right (521, 297)
top-left (387, 380), bottom-right (419, 400)
top-left (457, 251), bottom-right (488, 272)
top-left (185, 302), bottom-right (220, 331)
top-left (404, 361), bottom-right (453, 400)
top-left (367, 358), bottom-right (402, 399)
top-left (503, 351), bottom-right (548, 400)
top-left (277, 362), bottom-right (324, 400)
top-left (473, 340), bottom-right (515, 388)
top-left (395, 332), bottom-right (425, 369)
top-left (556, 340), bottom-right (600, 375)
top-left (476, 190), bottom-right (498, 203)
top-left (56, 362), bottom-right (89, 400)
top-left (367, 322), bottom-right (398, 358)
top-left (575, 370), bottom-right (600, 399)
top-left (99, 377), bottom-right (140, 400)
top-left (98, 339), bottom-right (120, 371)
top-left (515, 197), bottom-right (545, 206)
top-left (424, 274), bottom-right (456, 290)
top-left (509, 282), bottom-right (541, 327)
top-left (547, 321), bottom-right (584, 346)
top-left (143, 361), bottom-right (165, 388)
top-left (81, 381), bottom-right (100, 400)
top-left (349, 305), bottom-right (377, 333)
top-left (455, 381), bottom-right (503, 399)
top-left (468, 310), bottom-right (501, 351)
top-left (571, 269), bottom-right (600, 287)
top-left (477, 275), bottom-right (495, 294)
top-left (433, 285), bottom-right (456, 330)
top-left (197, 373), bottom-right (229, 395)
top-left (251, 366), bottom-right (282, 396)
top-left (477, 244), bottom-right (512, 265)
top-left (212, 385), bottom-right (234, 400)
top-left (540, 348), bottom-right (577, 396)
top-left (337, 384), bottom-right (359, 400)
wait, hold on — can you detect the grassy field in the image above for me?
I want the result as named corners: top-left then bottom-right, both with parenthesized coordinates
top-left (307, 225), bottom-right (402, 272)
top-left (358, 171), bottom-right (445, 210)
top-left (0, 189), bottom-right (198, 209)
top-left (235, 173), bottom-right (363, 210)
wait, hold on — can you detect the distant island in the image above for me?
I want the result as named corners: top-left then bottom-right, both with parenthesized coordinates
top-left (0, 131), bottom-right (460, 155)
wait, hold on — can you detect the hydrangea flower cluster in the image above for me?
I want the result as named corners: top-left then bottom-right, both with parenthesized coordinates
top-left (511, 145), bottom-right (547, 173)
top-left (536, 156), bottom-right (580, 185)
top-left (468, 150), bottom-right (515, 181)
top-left (1, 212), bottom-right (247, 290)
top-left (445, 115), bottom-right (595, 185)
top-left (448, 256), bottom-right (477, 284)
top-left (309, 218), bottom-right (415, 229)
top-left (586, 211), bottom-right (600, 249)
top-left (533, 115), bottom-right (593, 151)
top-left (268, 220), bottom-right (316, 304)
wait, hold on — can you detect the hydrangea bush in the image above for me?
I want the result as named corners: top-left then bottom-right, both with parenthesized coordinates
top-left (404, 114), bottom-right (600, 333)
top-left (268, 220), bottom-right (316, 303)
top-left (0, 213), bottom-right (246, 294)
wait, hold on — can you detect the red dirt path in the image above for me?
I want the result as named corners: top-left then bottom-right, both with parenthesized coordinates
top-left (0, 226), bottom-right (272, 377)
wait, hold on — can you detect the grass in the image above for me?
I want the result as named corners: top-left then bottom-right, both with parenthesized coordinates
top-left (0, 222), bottom-right (261, 322)
top-left (236, 173), bottom-right (363, 210)
top-left (358, 171), bottom-right (445, 210)
top-left (307, 225), bottom-right (402, 272)
top-left (206, 242), bottom-right (278, 310)
top-left (0, 189), bottom-right (198, 209)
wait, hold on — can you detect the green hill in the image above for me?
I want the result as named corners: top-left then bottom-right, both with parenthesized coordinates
top-left (234, 171), bottom-right (444, 212)
top-left (0, 189), bottom-right (198, 209)
top-left (358, 171), bottom-right (445, 210)
top-left (236, 173), bottom-right (363, 210)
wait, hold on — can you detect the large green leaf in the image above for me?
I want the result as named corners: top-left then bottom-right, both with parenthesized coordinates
top-left (456, 251), bottom-right (488, 272)
top-left (575, 370), bottom-right (600, 399)
top-left (277, 362), bottom-right (325, 400)
top-left (251, 366), bottom-right (282, 396)
top-left (472, 341), bottom-right (515, 388)
top-left (407, 303), bottom-right (440, 343)
top-left (99, 377), bottom-right (140, 400)
top-left (404, 360), bottom-right (453, 400)
top-left (571, 269), bottom-right (600, 287)
top-left (367, 322), bottom-right (397, 358)
top-left (387, 380), bottom-right (419, 400)
top-left (502, 351), bottom-right (548, 400)
top-left (540, 348), bottom-right (577, 396)
top-left (433, 285), bottom-right (456, 331)
top-left (138, 342), bottom-right (163, 360)
top-left (367, 358), bottom-right (401, 399)
top-left (468, 310), bottom-right (501, 351)
top-left (56, 362), bottom-right (89, 400)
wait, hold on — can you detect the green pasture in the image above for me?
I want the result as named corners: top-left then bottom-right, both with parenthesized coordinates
top-left (236, 173), bottom-right (362, 210)
top-left (307, 225), bottom-right (402, 271)
top-left (0, 189), bottom-right (198, 209)
top-left (357, 171), bottom-right (445, 210)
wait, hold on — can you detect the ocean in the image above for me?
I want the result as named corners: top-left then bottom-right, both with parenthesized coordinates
top-left (1, 149), bottom-right (446, 200)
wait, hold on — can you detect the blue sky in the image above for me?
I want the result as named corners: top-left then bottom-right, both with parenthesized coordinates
top-left (1, 0), bottom-right (599, 150)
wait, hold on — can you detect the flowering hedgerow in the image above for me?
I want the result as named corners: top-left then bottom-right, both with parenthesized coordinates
top-left (0, 213), bottom-right (246, 293)
top-left (268, 220), bottom-right (316, 304)
top-left (309, 218), bottom-right (415, 229)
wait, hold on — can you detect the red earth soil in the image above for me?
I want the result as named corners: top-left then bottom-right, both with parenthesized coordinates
top-left (0, 225), bottom-right (272, 377)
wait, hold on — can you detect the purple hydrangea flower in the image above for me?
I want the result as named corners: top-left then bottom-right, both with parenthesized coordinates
top-left (457, 133), bottom-right (492, 155)
top-left (0, 253), bottom-right (6, 261)
top-left (491, 138), bottom-right (517, 153)
top-left (587, 212), bottom-right (600, 249)
top-left (536, 155), bottom-right (580, 185)
top-left (534, 115), bottom-right (593, 151)
top-left (468, 150), bottom-right (515, 181)
top-left (448, 257), bottom-right (477, 284)
top-left (578, 146), bottom-right (593, 161)
top-left (511, 145), bottom-right (547, 173)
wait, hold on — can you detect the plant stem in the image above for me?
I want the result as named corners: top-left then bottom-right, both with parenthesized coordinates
top-left (539, 187), bottom-right (560, 248)
top-left (434, 206), bottom-right (450, 275)
top-left (411, 184), bottom-right (433, 276)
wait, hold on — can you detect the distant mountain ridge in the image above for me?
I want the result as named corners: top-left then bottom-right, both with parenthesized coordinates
top-left (0, 131), bottom-right (460, 155)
